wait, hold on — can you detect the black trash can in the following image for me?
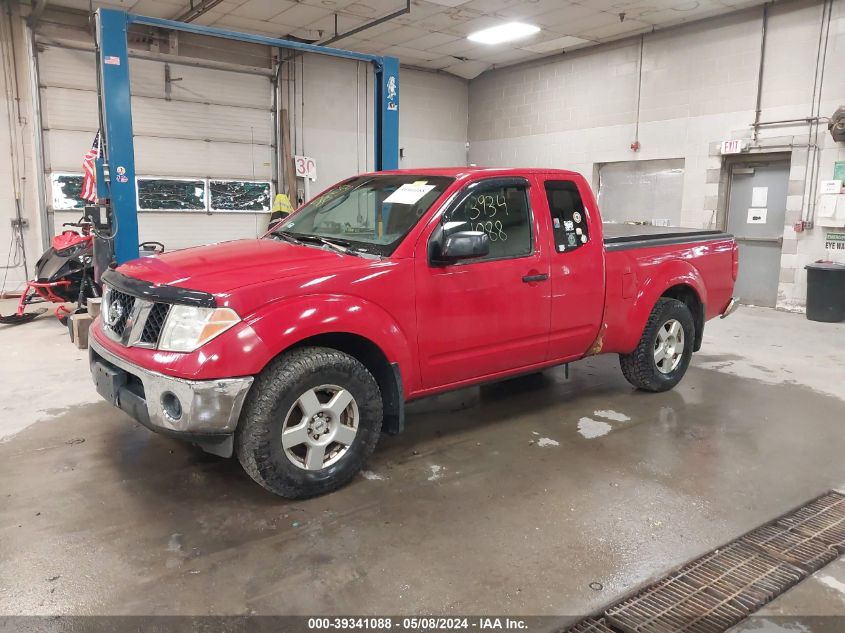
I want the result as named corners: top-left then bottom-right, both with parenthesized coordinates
top-left (805, 261), bottom-right (845, 323)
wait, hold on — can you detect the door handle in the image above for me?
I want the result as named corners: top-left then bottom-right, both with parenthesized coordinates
top-left (522, 273), bottom-right (549, 283)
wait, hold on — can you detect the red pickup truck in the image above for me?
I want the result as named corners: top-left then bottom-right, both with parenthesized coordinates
top-left (90, 168), bottom-right (738, 498)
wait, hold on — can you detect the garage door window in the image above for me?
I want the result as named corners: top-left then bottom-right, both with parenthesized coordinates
top-left (135, 178), bottom-right (272, 212)
top-left (137, 178), bottom-right (206, 211)
top-left (51, 173), bottom-right (87, 210)
top-left (210, 180), bottom-right (271, 211)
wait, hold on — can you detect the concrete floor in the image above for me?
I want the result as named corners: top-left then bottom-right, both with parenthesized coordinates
top-left (1, 300), bottom-right (844, 626)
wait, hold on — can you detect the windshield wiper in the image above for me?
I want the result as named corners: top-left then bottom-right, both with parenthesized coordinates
top-left (292, 234), bottom-right (362, 257)
top-left (272, 230), bottom-right (303, 245)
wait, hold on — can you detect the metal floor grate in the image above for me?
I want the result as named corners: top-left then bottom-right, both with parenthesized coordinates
top-left (563, 617), bottom-right (615, 633)
top-left (565, 492), bottom-right (845, 633)
top-left (777, 491), bottom-right (845, 552)
top-left (605, 541), bottom-right (804, 633)
top-left (679, 542), bottom-right (804, 612)
top-left (741, 524), bottom-right (838, 572)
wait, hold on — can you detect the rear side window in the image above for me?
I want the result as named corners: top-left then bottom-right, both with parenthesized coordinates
top-left (545, 180), bottom-right (589, 253)
top-left (443, 182), bottom-right (532, 261)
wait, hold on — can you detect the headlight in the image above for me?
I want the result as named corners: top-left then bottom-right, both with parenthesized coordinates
top-left (158, 305), bottom-right (241, 352)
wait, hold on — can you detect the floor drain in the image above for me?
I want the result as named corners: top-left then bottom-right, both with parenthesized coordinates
top-left (563, 491), bottom-right (845, 633)
top-left (740, 524), bottom-right (837, 572)
top-left (565, 618), bottom-right (615, 633)
top-left (778, 491), bottom-right (845, 552)
top-left (605, 542), bottom-right (804, 633)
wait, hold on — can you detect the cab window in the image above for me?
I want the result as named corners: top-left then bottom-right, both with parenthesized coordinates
top-left (441, 181), bottom-right (533, 261)
top-left (545, 180), bottom-right (589, 253)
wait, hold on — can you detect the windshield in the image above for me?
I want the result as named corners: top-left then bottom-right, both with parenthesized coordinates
top-left (268, 174), bottom-right (453, 256)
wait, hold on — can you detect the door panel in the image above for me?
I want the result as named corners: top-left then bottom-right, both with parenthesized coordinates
top-left (726, 161), bottom-right (789, 307)
top-left (543, 178), bottom-right (605, 360)
top-left (414, 178), bottom-right (551, 388)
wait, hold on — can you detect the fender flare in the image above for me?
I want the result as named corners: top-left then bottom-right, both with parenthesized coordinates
top-left (243, 294), bottom-right (415, 432)
top-left (247, 293), bottom-right (413, 372)
top-left (623, 260), bottom-right (707, 353)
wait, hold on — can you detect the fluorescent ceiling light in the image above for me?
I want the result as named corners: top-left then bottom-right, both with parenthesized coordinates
top-left (467, 22), bottom-right (540, 45)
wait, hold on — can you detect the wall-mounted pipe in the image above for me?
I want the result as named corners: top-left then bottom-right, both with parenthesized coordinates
top-left (26, 22), bottom-right (51, 251)
top-left (751, 3), bottom-right (769, 142)
top-left (632, 33), bottom-right (644, 151)
top-left (803, 0), bottom-right (833, 226)
top-left (753, 117), bottom-right (827, 127)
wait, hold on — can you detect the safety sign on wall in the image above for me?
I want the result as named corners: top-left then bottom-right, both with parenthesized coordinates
top-left (825, 232), bottom-right (845, 251)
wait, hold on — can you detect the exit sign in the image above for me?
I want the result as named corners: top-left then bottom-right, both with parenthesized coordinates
top-left (721, 139), bottom-right (744, 154)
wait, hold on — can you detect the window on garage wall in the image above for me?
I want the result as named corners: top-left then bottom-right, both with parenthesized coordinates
top-left (137, 178), bottom-right (206, 211)
top-left (51, 173), bottom-right (87, 210)
top-left (596, 159), bottom-right (685, 226)
top-left (52, 173), bottom-right (273, 213)
top-left (209, 180), bottom-right (271, 212)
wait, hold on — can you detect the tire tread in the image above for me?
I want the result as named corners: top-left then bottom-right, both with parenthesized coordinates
top-left (620, 297), bottom-right (694, 392)
top-left (236, 346), bottom-right (382, 499)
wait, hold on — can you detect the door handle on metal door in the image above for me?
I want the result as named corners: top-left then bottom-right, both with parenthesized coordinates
top-left (522, 273), bottom-right (549, 283)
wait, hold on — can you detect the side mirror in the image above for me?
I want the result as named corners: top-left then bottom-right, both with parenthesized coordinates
top-left (432, 230), bottom-right (489, 265)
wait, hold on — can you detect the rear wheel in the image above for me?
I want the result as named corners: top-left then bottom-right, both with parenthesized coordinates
top-left (620, 297), bottom-right (695, 392)
top-left (236, 346), bottom-right (383, 499)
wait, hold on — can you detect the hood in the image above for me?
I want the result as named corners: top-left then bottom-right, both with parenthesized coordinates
top-left (117, 239), bottom-right (372, 296)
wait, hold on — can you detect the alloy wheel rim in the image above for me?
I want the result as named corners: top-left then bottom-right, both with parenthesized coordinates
top-left (654, 319), bottom-right (685, 374)
top-left (281, 384), bottom-right (359, 470)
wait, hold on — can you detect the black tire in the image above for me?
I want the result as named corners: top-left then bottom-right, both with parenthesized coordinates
top-left (235, 346), bottom-right (383, 499)
top-left (619, 298), bottom-right (695, 392)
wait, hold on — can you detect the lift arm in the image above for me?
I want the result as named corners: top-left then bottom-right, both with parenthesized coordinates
top-left (95, 8), bottom-right (400, 263)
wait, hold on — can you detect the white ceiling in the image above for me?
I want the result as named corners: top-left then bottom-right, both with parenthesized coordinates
top-left (46, 0), bottom-right (769, 78)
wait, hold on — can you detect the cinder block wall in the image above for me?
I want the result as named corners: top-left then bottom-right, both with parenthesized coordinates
top-left (468, 0), bottom-right (845, 310)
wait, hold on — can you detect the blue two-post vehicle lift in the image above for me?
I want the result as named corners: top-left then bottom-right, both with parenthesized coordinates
top-left (94, 8), bottom-right (400, 264)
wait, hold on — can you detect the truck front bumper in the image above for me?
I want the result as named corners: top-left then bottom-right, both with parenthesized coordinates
top-left (89, 336), bottom-right (253, 457)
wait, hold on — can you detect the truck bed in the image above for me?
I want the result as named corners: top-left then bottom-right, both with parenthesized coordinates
top-left (603, 224), bottom-right (730, 251)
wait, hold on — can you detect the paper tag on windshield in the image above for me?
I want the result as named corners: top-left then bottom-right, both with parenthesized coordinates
top-left (384, 183), bottom-right (435, 205)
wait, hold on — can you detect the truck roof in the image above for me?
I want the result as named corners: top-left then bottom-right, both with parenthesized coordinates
top-left (364, 167), bottom-right (584, 179)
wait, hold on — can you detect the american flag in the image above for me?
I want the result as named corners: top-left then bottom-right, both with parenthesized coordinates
top-left (81, 131), bottom-right (100, 202)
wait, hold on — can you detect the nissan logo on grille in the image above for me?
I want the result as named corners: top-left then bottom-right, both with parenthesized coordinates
top-left (105, 296), bottom-right (123, 327)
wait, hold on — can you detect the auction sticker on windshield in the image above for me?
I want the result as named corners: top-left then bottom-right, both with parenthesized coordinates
top-left (384, 183), bottom-right (435, 205)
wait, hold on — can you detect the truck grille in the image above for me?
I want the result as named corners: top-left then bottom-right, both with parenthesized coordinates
top-left (103, 284), bottom-right (171, 348)
top-left (104, 288), bottom-right (135, 338)
top-left (140, 302), bottom-right (170, 345)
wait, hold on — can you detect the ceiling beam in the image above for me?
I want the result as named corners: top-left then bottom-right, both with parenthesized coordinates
top-left (322, 0), bottom-right (410, 46)
top-left (172, 0), bottom-right (226, 24)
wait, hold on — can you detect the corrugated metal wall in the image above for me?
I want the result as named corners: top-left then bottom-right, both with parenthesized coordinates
top-left (39, 43), bottom-right (274, 250)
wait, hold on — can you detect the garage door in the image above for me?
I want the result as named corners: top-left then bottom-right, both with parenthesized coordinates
top-left (596, 158), bottom-right (685, 226)
top-left (38, 42), bottom-right (274, 251)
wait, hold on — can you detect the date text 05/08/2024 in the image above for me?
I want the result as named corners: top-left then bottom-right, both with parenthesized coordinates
top-left (307, 618), bottom-right (529, 631)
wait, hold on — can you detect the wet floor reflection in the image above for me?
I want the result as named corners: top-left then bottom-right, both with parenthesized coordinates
top-left (1, 355), bottom-right (843, 617)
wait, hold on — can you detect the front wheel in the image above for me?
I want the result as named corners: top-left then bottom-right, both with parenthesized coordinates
top-left (619, 297), bottom-right (695, 392)
top-left (236, 346), bottom-right (383, 499)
